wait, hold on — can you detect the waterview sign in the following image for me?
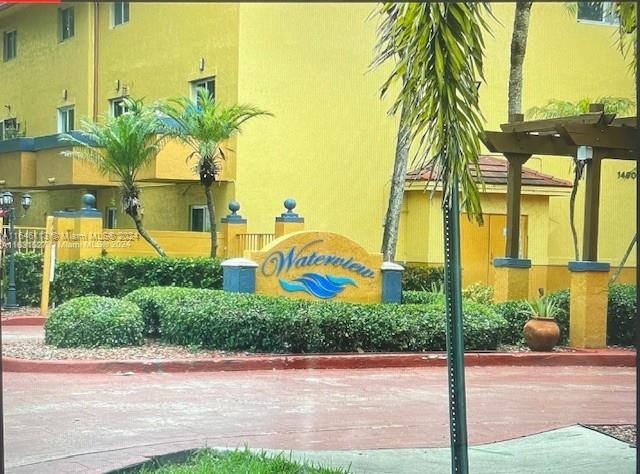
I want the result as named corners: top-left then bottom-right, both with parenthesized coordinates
top-left (248, 231), bottom-right (383, 304)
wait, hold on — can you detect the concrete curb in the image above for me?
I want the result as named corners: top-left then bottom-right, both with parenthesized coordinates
top-left (1, 316), bottom-right (47, 326)
top-left (3, 350), bottom-right (634, 374)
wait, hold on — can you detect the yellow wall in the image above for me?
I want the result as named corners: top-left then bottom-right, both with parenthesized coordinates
top-left (0, 4), bottom-right (91, 136)
top-left (235, 3), bottom-right (398, 251)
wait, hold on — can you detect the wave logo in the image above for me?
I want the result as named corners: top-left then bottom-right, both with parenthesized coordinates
top-left (279, 273), bottom-right (357, 299)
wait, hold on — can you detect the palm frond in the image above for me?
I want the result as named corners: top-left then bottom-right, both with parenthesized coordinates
top-left (526, 96), bottom-right (634, 119)
top-left (159, 88), bottom-right (271, 182)
top-left (374, 3), bottom-right (490, 223)
top-left (60, 99), bottom-right (168, 205)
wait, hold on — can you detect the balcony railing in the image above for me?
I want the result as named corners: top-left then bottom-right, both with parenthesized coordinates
top-left (236, 233), bottom-right (275, 253)
top-left (1, 226), bottom-right (47, 254)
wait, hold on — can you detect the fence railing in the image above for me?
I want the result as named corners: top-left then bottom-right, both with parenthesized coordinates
top-left (1, 226), bottom-right (48, 254)
top-left (237, 233), bottom-right (275, 253)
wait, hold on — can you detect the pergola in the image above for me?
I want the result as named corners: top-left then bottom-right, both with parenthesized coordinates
top-left (481, 104), bottom-right (638, 348)
top-left (482, 105), bottom-right (637, 263)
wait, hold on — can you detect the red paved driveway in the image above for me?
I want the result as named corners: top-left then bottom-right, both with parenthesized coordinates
top-left (3, 366), bottom-right (634, 472)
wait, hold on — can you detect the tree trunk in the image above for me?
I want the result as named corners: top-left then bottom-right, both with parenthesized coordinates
top-left (508, 2), bottom-right (532, 119)
top-left (611, 233), bottom-right (637, 284)
top-left (381, 101), bottom-right (411, 262)
top-left (569, 160), bottom-right (585, 261)
top-left (204, 182), bottom-right (217, 258)
top-left (130, 211), bottom-right (166, 257)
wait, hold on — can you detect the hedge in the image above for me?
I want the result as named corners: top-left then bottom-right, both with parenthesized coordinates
top-left (402, 266), bottom-right (444, 291)
top-left (2, 252), bottom-right (43, 307)
top-left (126, 287), bottom-right (508, 353)
top-left (2, 253), bottom-right (223, 306)
top-left (44, 296), bottom-right (144, 348)
top-left (607, 284), bottom-right (637, 346)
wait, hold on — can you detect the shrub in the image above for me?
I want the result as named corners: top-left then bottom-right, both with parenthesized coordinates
top-left (128, 287), bottom-right (507, 353)
top-left (44, 296), bottom-right (144, 348)
top-left (124, 287), bottom-right (217, 337)
top-left (545, 289), bottom-right (575, 345)
top-left (607, 284), bottom-right (636, 346)
top-left (50, 256), bottom-right (222, 304)
top-left (2, 252), bottom-right (43, 306)
top-left (493, 300), bottom-right (530, 345)
top-left (402, 290), bottom-right (444, 305)
top-left (402, 266), bottom-right (445, 291)
top-left (462, 283), bottom-right (494, 305)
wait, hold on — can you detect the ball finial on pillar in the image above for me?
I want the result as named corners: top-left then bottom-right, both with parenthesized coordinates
top-left (229, 201), bottom-right (241, 215)
top-left (82, 193), bottom-right (96, 209)
top-left (284, 198), bottom-right (296, 213)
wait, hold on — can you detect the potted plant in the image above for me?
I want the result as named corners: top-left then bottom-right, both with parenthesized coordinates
top-left (523, 296), bottom-right (561, 351)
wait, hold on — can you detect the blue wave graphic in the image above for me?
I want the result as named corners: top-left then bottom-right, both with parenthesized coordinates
top-left (279, 273), bottom-right (357, 299)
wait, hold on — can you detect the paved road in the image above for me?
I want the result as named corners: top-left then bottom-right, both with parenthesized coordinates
top-left (4, 365), bottom-right (634, 473)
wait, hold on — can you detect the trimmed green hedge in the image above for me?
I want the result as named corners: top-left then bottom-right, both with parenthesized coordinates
top-left (2, 253), bottom-right (224, 306)
top-left (126, 287), bottom-right (507, 353)
top-left (607, 284), bottom-right (637, 346)
top-left (3, 252), bottom-right (43, 307)
top-left (44, 296), bottom-right (144, 348)
top-left (51, 257), bottom-right (222, 304)
top-left (402, 266), bottom-right (444, 291)
top-left (402, 290), bottom-right (444, 305)
top-left (124, 287), bottom-right (217, 337)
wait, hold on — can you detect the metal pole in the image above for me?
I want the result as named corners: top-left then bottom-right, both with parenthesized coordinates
top-left (442, 181), bottom-right (469, 473)
top-left (5, 209), bottom-right (17, 310)
top-left (0, 212), bottom-right (5, 474)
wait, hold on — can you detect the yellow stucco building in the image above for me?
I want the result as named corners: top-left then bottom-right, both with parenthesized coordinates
top-left (0, 2), bottom-right (636, 294)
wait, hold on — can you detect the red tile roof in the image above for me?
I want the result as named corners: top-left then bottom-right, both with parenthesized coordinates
top-left (406, 155), bottom-right (572, 187)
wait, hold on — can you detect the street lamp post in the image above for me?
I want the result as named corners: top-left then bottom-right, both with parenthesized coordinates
top-left (1, 192), bottom-right (32, 309)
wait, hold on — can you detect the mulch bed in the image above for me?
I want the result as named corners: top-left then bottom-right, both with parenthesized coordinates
top-left (2, 340), bottom-right (251, 361)
top-left (1, 306), bottom-right (42, 319)
top-left (583, 424), bottom-right (636, 445)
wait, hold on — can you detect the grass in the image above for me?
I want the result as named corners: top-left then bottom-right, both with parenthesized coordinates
top-left (136, 448), bottom-right (350, 473)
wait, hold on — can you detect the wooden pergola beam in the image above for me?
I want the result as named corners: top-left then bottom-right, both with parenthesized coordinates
top-left (499, 112), bottom-right (615, 134)
top-left (483, 131), bottom-right (637, 160)
top-left (556, 123), bottom-right (638, 151)
top-left (483, 131), bottom-right (577, 156)
top-left (504, 153), bottom-right (531, 259)
top-left (582, 150), bottom-right (604, 262)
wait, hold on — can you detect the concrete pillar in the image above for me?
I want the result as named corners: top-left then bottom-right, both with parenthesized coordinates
top-left (220, 201), bottom-right (247, 258)
top-left (274, 198), bottom-right (304, 238)
top-left (52, 194), bottom-right (103, 261)
top-left (493, 257), bottom-right (531, 303)
top-left (222, 257), bottom-right (258, 293)
top-left (568, 261), bottom-right (610, 349)
top-left (381, 261), bottom-right (404, 304)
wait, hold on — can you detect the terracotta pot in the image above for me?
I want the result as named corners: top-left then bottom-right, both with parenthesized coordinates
top-left (523, 318), bottom-right (560, 351)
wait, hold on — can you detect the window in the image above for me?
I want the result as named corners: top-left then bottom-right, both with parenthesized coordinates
top-left (190, 205), bottom-right (211, 232)
top-left (105, 207), bottom-right (117, 229)
top-left (59, 7), bottom-right (74, 41)
top-left (577, 2), bottom-right (619, 25)
top-left (57, 107), bottom-right (75, 133)
top-left (111, 98), bottom-right (128, 118)
top-left (1, 118), bottom-right (18, 140)
top-left (191, 77), bottom-right (215, 104)
top-left (3, 30), bottom-right (16, 62)
top-left (113, 2), bottom-right (130, 27)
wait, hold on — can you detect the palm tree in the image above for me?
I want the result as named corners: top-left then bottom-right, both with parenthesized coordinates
top-left (527, 96), bottom-right (634, 261)
top-left (380, 92), bottom-right (410, 262)
top-left (375, 4), bottom-right (491, 472)
top-left (61, 97), bottom-right (168, 257)
top-left (508, 2), bottom-right (533, 120)
top-left (161, 89), bottom-right (270, 258)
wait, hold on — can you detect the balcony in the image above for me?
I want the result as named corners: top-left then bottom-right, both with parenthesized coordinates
top-left (0, 133), bottom-right (233, 189)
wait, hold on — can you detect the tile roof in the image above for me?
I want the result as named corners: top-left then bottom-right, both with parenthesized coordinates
top-left (406, 155), bottom-right (572, 188)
